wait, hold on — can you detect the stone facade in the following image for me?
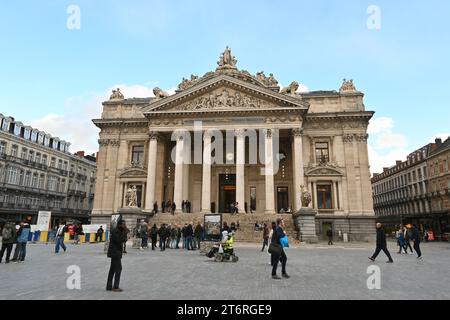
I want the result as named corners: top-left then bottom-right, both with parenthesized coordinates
top-left (91, 48), bottom-right (375, 241)
top-left (372, 138), bottom-right (450, 238)
top-left (0, 114), bottom-right (97, 226)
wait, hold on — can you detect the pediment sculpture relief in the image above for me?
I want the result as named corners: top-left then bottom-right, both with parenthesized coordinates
top-left (175, 88), bottom-right (276, 111)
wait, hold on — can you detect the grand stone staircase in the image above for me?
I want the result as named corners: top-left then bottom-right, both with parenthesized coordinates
top-left (148, 212), bottom-right (298, 243)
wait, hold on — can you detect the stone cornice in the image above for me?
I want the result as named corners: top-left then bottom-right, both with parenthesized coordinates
top-left (305, 111), bottom-right (374, 122)
top-left (92, 119), bottom-right (149, 129)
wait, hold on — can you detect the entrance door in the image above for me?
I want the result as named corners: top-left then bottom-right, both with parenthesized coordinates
top-left (219, 174), bottom-right (236, 213)
top-left (277, 187), bottom-right (289, 213)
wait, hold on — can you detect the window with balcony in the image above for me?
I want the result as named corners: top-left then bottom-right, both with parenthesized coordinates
top-left (35, 153), bottom-right (41, 164)
top-left (6, 167), bottom-right (20, 185)
top-left (24, 171), bottom-right (32, 187)
top-left (38, 174), bottom-right (45, 189)
top-left (11, 145), bottom-right (18, 157)
top-left (32, 173), bottom-right (38, 188)
top-left (315, 142), bottom-right (329, 163)
top-left (28, 151), bottom-right (34, 162)
top-left (21, 148), bottom-right (28, 159)
top-left (42, 155), bottom-right (48, 165)
top-left (58, 159), bottom-right (63, 169)
top-left (50, 157), bottom-right (56, 168)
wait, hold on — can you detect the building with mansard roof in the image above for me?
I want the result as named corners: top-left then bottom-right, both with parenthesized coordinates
top-left (0, 114), bottom-right (97, 227)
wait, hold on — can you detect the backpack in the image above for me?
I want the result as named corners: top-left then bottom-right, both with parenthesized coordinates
top-left (2, 227), bottom-right (13, 241)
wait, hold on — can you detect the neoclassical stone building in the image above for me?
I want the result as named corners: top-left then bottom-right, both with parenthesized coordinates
top-left (92, 48), bottom-right (375, 240)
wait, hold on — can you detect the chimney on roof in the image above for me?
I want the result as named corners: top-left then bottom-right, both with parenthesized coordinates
top-left (435, 138), bottom-right (442, 146)
top-left (75, 151), bottom-right (85, 158)
top-left (396, 161), bottom-right (402, 166)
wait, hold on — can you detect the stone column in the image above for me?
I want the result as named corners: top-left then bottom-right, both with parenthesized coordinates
top-left (236, 129), bottom-right (246, 214)
top-left (201, 132), bottom-right (212, 213)
top-left (313, 181), bottom-right (318, 209)
top-left (338, 181), bottom-right (344, 211)
top-left (173, 134), bottom-right (184, 214)
top-left (144, 132), bottom-right (158, 212)
top-left (292, 128), bottom-right (305, 211)
top-left (264, 129), bottom-right (275, 214)
top-left (333, 181), bottom-right (339, 210)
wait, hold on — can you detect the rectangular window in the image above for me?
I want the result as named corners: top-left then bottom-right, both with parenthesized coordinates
top-left (58, 160), bottom-right (63, 169)
top-left (50, 157), bottom-right (56, 167)
top-left (21, 148), bottom-right (28, 159)
top-left (24, 172), bottom-right (32, 187)
top-left (11, 145), bottom-right (18, 157)
top-left (315, 142), bottom-right (329, 163)
top-left (132, 146), bottom-right (145, 166)
top-left (42, 155), bottom-right (48, 165)
top-left (28, 151), bottom-right (34, 162)
top-left (38, 175), bottom-right (45, 189)
top-left (7, 167), bottom-right (20, 185)
top-left (317, 184), bottom-right (332, 209)
top-left (35, 153), bottom-right (41, 164)
top-left (250, 187), bottom-right (256, 212)
top-left (0, 141), bottom-right (6, 154)
top-left (32, 174), bottom-right (38, 188)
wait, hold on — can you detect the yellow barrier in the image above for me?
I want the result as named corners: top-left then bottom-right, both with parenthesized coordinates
top-left (40, 231), bottom-right (48, 242)
top-left (64, 232), bottom-right (70, 242)
top-left (80, 234), bottom-right (86, 243)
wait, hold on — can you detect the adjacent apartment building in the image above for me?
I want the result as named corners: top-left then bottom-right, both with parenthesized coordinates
top-left (371, 138), bottom-right (450, 239)
top-left (0, 114), bottom-right (97, 227)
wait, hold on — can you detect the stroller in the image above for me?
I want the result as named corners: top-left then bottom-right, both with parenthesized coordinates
top-left (206, 231), bottom-right (239, 263)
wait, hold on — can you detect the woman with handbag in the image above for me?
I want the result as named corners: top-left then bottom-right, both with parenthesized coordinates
top-left (269, 218), bottom-right (290, 280)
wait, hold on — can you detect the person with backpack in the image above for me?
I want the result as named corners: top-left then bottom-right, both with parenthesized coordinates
top-left (55, 223), bottom-right (67, 254)
top-left (0, 222), bottom-right (16, 264)
top-left (11, 222), bottom-right (30, 262)
top-left (368, 223), bottom-right (394, 263)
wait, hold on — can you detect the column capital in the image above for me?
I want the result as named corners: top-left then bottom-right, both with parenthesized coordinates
top-left (292, 128), bottom-right (304, 137)
top-left (98, 139), bottom-right (109, 147)
top-left (109, 139), bottom-right (120, 148)
top-left (234, 128), bottom-right (246, 138)
top-left (148, 131), bottom-right (160, 141)
top-left (263, 128), bottom-right (272, 138)
top-left (343, 134), bottom-right (354, 143)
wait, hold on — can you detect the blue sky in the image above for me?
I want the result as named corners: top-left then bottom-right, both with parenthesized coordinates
top-left (0, 0), bottom-right (449, 173)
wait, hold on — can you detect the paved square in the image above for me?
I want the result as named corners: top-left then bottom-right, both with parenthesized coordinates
top-left (1, 241), bottom-right (449, 300)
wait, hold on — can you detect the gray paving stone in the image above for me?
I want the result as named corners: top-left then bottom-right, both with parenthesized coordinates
top-left (0, 241), bottom-right (449, 300)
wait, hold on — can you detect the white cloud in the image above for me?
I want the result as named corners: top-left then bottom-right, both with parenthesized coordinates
top-left (27, 83), bottom-right (163, 155)
top-left (367, 116), bottom-right (409, 175)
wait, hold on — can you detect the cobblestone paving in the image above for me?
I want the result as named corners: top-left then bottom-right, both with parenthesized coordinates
top-left (0, 241), bottom-right (449, 300)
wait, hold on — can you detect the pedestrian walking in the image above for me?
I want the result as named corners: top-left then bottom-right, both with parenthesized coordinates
top-left (55, 223), bottom-right (67, 254)
top-left (150, 224), bottom-right (158, 250)
top-left (327, 228), bottom-right (333, 245)
top-left (139, 220), bottom-right (149, 250)
top-left (158, 224), bottom-right (167, 251)
top-left (95, 226), bottom-right (104, 242)
top-left (396, 227), bottom-right (408, 254)
top-left (11, 222), bottom-right (30, 262)
top-left (0, 222), bottom-right (16, 264)
top-left (404, 225), bottom-right (414, 254)
top-left (171, 202), bottom-right (176, 215)
top-left (411, 225), bottom-right (423, 259)
top-left (368, 223), bottom-right (394, 263)
top-left (261, 223), bottom-right (269, 252)
top-left (270, 218), bottom-right (290, 280)
top-left (106, 219), bottom-right (128, 292)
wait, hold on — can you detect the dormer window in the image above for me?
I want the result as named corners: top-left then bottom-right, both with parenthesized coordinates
top-left (38, 133), bottom-right (44, 144)
top-left (24, 128), bottom-right (31, 140)
top-left (44, 136), bottom-right (50, 147)
top-left (31, 130), bottom-right (38, 142)
top-left (14, 124), bottom-right (22, 136)
top-left (2, 119), bottom-right (10, 132)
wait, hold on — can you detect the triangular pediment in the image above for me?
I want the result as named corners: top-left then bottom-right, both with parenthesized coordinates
top-left (143, 75), bottom-right (309, 117)
top-left (119, 166), bottom-right (147, 178)
top-left (305, 164), bottom-right (343, 177)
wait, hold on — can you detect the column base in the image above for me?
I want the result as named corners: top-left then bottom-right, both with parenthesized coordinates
top-left (293, 208), bottom-right (319, 244)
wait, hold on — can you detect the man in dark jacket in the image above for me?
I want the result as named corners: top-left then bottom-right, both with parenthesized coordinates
top-left (0, 222), bottom-right (16, 264)
top-left (327, 229), bottom-right (333, 245)
top-left (193, 222), bottom-right (203, 250)
top-left (107, 219), bottom-right (128, 292)
top-left (411, 225), bottom-right (422, 259)
top-left (185, 223), bottom-right (194, 250)
top-left (369, 223), bottom-right (394, 263)
top-left (150, 224), bottom-right (158, 250)
top-left (271, 218), bottom-right (289, 280)
top-left (158, 224), bottom-right (167, 251)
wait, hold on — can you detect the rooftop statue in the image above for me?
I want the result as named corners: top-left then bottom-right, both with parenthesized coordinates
top-left (280, 81), bottom-right (300, 95)
top-left (153, 87), bottom-right (170, 100)
top-left (217, 46), bottom-right (238, 70)
top-left (340, 79), bottom-right (357, 92)
top-left (109, 88), bottom-right (124, 100)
